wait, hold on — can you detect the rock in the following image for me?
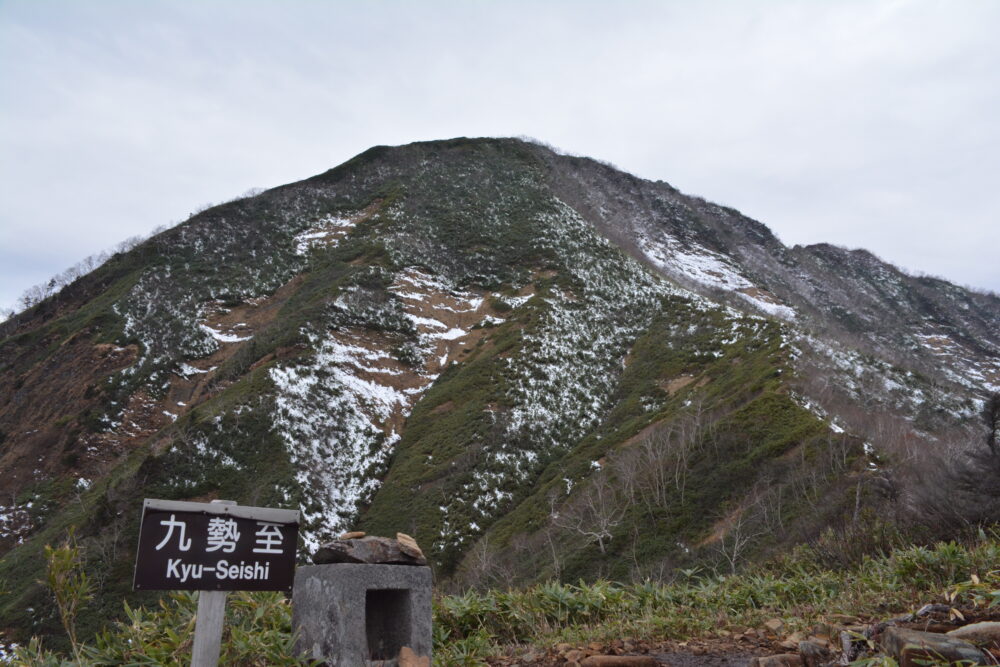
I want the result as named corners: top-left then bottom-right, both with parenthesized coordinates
top-left (397, 532), bottom-right (425, 560)
top-left (880, 627), bottom-right (988, 667)
top-left (799, 640), bottom-right (831, 667)
top-left (580, 656), bottom-right (657, 666)
top-left (915, 604), bottom-right (951, 618)
top-left (399, 646), bottom-right (430, 667)
top-left (780, 633), bottom-right (805, 650)
top-left (750, 654), bottom-right (803, 667)
top-left (765, 618), bottom-right (786, 634)
top-left (827, 614), bottom-right (861, 625)
top-left (565, 649), bottom-right (587, 662)
top-left (556, 643), bottom-right (574, 654)
top-left (518, 649), bottom-right (541, 664)
top-left (839, 628), bottom-right (868, 664)
top-left (339, 530), bottom-right (365, 539)
top-left (921, 623), bottom-right (956, 634)
top-left (948, 622), bottom-right (1000, 648)
top-left (313, 535), bottom-right (428, 565)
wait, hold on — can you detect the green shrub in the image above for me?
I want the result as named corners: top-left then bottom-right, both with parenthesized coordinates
top-left (12, 591), bottom-right (312, 666)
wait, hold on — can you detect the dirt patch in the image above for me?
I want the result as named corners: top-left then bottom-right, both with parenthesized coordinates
top-left (162, 275), bottom-right (304, 414)
top-left (388, 268), bottom-right (501, 377)
top-left (0, 335), bottom-right (139, 503)
top-left (619, 419), bottom-right (666, 449)
top-left (4, 272), bottom-right (308, 506)
top-left (697, 503), bottom-right (747, 548)
top-left (432, 401), bottom-right (455, 415)
top-left (920, 335), bottom-right (954, 353)
top-left (489, 637), bottom-right (770, 666)
top-left (653, 653), bottom-right (756, 667)
top-left (737, 287), bottom-right (783, 305)
top-left (662, 375), bottom-right (696, 396)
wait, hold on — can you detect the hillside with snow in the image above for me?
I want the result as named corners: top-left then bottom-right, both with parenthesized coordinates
top-left (1, 137), bottom-right (998, 644)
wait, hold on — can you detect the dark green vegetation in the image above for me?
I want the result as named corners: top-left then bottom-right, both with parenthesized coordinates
top-left (2, 137), bottom-right (998, 650)
top-left (16, 534), bottom-right (1000, 665)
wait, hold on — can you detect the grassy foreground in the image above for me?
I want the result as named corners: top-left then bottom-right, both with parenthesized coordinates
top-left (7, 536), bottom-right (1000, 665)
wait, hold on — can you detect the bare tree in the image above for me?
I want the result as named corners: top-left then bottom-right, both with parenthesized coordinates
top-left (551, 469), bottom-right (628, 554)
top-left (636, 429), bottom-right (671, 512)
top-left (459, 535), bottom-right (505, 590)
top-left (610, 446), bottom-right (642, 502)
top-left (18, 283), bottom-right (46, 310)
top-left (715, 510), bottom-right (763, 574)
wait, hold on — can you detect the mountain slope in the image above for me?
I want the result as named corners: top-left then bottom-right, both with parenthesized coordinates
top-left (1, 137), bottom-right (996, 644)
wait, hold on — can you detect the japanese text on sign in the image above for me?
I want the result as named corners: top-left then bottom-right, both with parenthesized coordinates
top-left (134, 499), bottom-right (299, 592)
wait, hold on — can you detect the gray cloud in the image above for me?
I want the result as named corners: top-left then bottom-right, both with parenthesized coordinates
top-left (2, 0), bottom-right (998, 311)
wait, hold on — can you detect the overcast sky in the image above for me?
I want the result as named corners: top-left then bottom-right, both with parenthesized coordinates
top-left (2, 0), bottom-right (998, 312)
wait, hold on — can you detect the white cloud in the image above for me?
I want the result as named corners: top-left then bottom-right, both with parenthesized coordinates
top-left (1, 0), bottom-right (998, 311)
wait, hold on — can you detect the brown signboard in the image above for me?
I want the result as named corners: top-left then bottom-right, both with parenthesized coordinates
top-left (133, 499), bottom-right (299, 592)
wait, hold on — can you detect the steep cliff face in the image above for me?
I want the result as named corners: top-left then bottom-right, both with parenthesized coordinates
top-left (1, 137), bottom-right (996, 642)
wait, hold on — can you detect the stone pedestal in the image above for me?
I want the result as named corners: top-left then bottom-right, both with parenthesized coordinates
top-left (293, 563), bottom-right (432, 666)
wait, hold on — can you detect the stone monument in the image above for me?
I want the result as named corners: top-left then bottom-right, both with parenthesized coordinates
top-left (293, 532), bottom-right (432, 666)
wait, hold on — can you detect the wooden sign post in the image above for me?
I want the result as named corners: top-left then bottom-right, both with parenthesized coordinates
top-left (133, 498), bottom-right (299, 667)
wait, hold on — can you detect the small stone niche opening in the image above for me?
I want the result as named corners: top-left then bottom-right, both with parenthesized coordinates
top-left (293, 562), bottom-right (432, 664)
top-left (366, 588), bottom-right (412, 660)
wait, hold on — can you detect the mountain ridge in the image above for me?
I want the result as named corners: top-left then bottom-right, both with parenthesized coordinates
top-left (1, 136), bottom-right (997, 644)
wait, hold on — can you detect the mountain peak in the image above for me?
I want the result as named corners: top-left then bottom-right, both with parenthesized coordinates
top-left (1, 139), bottom-right (997, 643)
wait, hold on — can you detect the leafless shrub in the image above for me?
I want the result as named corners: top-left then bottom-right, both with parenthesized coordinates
top-left (714, 509), bottom-right (764, 574)
top-left (456, 535), bottom-right (513, 591)
top-left (550, 467), bottom-right (628, 554)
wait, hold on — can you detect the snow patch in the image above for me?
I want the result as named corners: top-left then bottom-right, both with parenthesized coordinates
top-left (199, 324), bottom-right (252, 343)
top-left (294, 215), bottom-right (356, 255)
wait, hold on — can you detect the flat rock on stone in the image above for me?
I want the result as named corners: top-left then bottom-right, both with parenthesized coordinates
top-left (313, 535), bottom-right (428, 565)
top-left (764, 619), bottom-right (786, 633)
top-left (339, 530), bottom-right (365, 539)
top-left (397, 532), bottom-right (425, 560)
top-left (880, 627), bottom-right (988, 667)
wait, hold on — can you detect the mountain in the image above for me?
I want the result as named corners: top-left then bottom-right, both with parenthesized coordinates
top-left (1, 137), bottom-right (998, 643)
